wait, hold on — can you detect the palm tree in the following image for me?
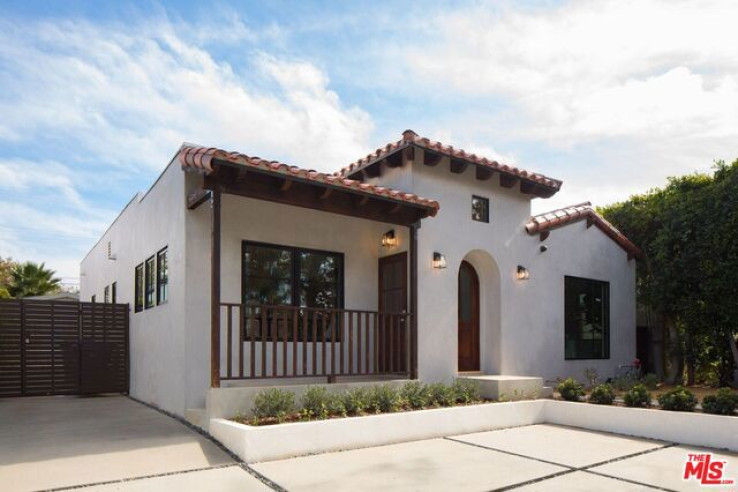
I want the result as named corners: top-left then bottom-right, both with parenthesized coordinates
top-left (8, 262), bottom-right (61, 298)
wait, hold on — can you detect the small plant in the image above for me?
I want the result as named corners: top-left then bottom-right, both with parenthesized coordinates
top-left (427, 382), bottom-right (455, 407)
top-left (588, 383), bottom-right (615, 405)
top-left (623, 384), bottom-right (651, 408)
top-left (252, 388), bottom-right (295, 422)
top-left (658, 386), bottom-right (698, 412)
top-left (584, 368), bottom-right (598, 388)
top-left (612, 375), bottom-right (636, 392)
top-left (640, 373), bottom-right (659, 391)
top-left (342, 387), bottom-right (371, 415)
top-left (452, 379), bottom-right (481, 404)
top-left (556, 378), bottom-right (585, 402)
top-left (701, 388), bottom-right (738, 416)
top-left (369, 384), bottom-right (402, 413)
top-left (400, 381), bottom-right (430, 410)
top-left (300, 386), bottom-right (331, 419)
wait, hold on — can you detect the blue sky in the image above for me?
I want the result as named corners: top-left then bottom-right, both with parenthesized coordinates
top-left (1, 0), bottom-right (737, 286)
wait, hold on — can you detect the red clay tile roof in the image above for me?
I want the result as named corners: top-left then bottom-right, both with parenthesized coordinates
top-left (526, 202), bottom-right (641, 258)
top-left (178, 145), bottom-right (440, 215)
top-left (335, 130), bottom-right (562, 194)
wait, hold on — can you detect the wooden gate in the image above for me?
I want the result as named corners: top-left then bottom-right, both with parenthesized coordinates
top-left (0, 300), bottom-right (129, 397)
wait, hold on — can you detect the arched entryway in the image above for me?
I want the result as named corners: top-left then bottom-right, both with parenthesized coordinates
top-left (458, 260), bottom-right (480, 371)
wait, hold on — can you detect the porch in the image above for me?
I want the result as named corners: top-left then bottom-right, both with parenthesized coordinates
top-left (179, 144), bottom-right (438, 390)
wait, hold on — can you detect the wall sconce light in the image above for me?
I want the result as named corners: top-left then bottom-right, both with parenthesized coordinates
top-left (381, 229), bottom-right (397, 248)
top-left (517, 265), bottom-right (530, 280)
top-left (433, 252), bottom-right (447, 269)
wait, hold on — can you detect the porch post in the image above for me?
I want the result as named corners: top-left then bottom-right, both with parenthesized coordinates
top-left (211, 188), bottom-right (221, 388)
top-left (409, 221), bottom-right (419, 379)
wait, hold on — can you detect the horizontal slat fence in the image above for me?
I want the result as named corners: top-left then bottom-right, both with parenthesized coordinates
top-left (0, 300), bottom-right (129, 397)
top-left (220, 304), bottom-right (411, 380)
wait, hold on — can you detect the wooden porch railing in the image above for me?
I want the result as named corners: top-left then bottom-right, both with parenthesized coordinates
top-left (219, 304), bottom-right (411, 380)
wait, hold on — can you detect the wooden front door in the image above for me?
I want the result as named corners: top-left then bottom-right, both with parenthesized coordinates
top-left (458, 260), bottom-right (480, 371)
top-left (378, 252), bottom-right (407, 373)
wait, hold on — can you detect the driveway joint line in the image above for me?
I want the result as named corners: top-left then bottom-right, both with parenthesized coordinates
top-left (443, 436), bottom-right (577, 469)
top-left (583, 469), bottom-right (678, 492)
top-left (37, 463), bottom-right (241, 492)
top-left (578, 442), bottom-right (678, 471)
top-left (126, 395), bottom-right (286, 492)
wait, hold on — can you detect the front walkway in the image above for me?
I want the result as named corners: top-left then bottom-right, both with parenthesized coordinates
top-left (2, 396), bottom-right (736, 491)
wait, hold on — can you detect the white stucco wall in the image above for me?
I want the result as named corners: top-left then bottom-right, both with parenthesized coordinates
top-left (378, 148), bottom-right (636, 384)
top-left (80, 159), bottom-right (187, 415)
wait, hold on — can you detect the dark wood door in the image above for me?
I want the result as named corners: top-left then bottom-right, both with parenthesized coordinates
top-left (458, 260), bottom-right (480, 371)
top-left (378, 252), bottom-right (407, 373)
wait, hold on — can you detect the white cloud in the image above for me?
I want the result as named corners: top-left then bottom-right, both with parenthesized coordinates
top-left (0, 159), bottom-right (85, 207)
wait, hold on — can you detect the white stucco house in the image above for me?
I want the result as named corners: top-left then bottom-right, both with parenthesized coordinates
top-left (81, 130), bottom-right (640, 419)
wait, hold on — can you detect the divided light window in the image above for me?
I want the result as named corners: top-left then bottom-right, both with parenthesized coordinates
top-left (242, 241), bottom-right (343, 341)
top-left (135, 264), bottom-right (144, 312)
top-left (565, 276), bottom-right (610, 360)
top-left (471, 195), bottom-right (489, 223)
top-left (157, 247), bottom-right (168, 305)
top-left (144, 256), bottom-right (156, 309)
top-left (104, 285), bottom-right (110, 303)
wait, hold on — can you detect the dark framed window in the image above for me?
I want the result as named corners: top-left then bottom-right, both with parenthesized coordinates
top-left (144, 256), bottom-right (155, 309)
top-left (565, 276), bottom-right (610, 360)
top-left (91, 294), bottom-right (96, 303)
top-left (135, 264), bottom-right (144, 312)
top-left (157, 247), bottom-right (168, 305)
top-left (111, 282), bottom-right (117, 304)
top-left (104, 285), bottom-right (110, 303)
top-left (472, 195), bottom-right (489, 222)
top-left (242, 241), bottom-right (343, 341)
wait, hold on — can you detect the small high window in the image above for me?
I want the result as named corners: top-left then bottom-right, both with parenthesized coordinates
top-left (145, 256), bottom-right (156, 309)
top-left (472, 195), bottom-right (489, 223)
top-left (565, 276), bottom-right (610, 360)
top-left (111, 282), bottom-right (117, 304)
top-left (157, 247), bottom-right (168, 305)
top-left (91, 294), bottom-right (96, 303)
top-left (104, 285), bottom-right (110, 303)
top-left (135, 264), bottom-right (144, 312)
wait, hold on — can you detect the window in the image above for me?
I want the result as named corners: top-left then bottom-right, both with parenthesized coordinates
top-left (471, 195), bottom-right (489, 222)
top-left (242, 241), bottom-right (343, 341)
top-left (104, 285), bottom-right (110, 303)
top-left (157, 247), bottom-right (168, 305)
top-left (91, 294), bottom-right (96, 303)
top-left (111, 282), bottom-right (117, 304)
top-left (144, 256), bottom-right (156, 309)
top-left (135, 263), bottom-right (144, 312)
top-left (565, 276), bottom-right (610, 360)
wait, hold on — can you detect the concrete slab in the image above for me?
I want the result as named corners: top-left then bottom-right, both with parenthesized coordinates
top-left (451, 424), bottom-right (665, 468)
top-left (516, 471), bottom-right (652, 491)
top-left (591, 445), bottom-right (738, 492)
top-left (79, 465), bottom-right (271, 492)
top-left (0, 396), bottom-right (234, 492)
top-left (252, 437), bottom-right (566, 492)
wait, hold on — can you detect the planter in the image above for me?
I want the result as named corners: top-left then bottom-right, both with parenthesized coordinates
top-left (210, 400), bottom-right (546, 463)
top-left (209, 400), bottom-right (738, 464)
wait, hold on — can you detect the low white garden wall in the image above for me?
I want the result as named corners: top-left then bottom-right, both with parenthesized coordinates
top-left (210, 400), bottom-right (546, 463)
top-left (209, 400), bottom-right (738, 464)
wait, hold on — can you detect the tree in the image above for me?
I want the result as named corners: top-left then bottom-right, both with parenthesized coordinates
top-left (8, 262), bottom-right (61, 298)
top-left (600, 160), bottom-right (738, 386)
top-left (0, 257), bottom-right (16, 299)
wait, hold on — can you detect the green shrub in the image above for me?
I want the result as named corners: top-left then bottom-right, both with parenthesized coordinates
top-left (253, 388), bottom-right (295, 421)
top-left (369, 384), bottom-right (401, 413)
top-left (623, 384), bottom-right (651, 408)
top-left (556, 378), bottom-right (584, 402)
top-left (640, 373), bottom-right (659, 390)
top-left (452, 379), bottom-right (481, 404)
top-left (400, 381), bottom-right (430, 410)
top-left (612, 375), bottom-right (636, 392)
top-left (342, 387), bottom-right (371, 415)
top-left (588, 384), bottom-right (615, 405)
top-left (658, 386), bottom-right (698, 412)
top-left (300, 386), bottom-right (331, 419)
top-left (701, 388), bottom-right (738, 415)
top-left (427, 382), bottom-right (455, 407)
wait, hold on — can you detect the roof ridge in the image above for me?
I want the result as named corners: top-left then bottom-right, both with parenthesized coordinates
top-left (532, 201), bottom-right (592, 218)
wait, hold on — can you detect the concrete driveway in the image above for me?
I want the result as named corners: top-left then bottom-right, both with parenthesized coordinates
top-left (0, 395), bottom-right (270, 492)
